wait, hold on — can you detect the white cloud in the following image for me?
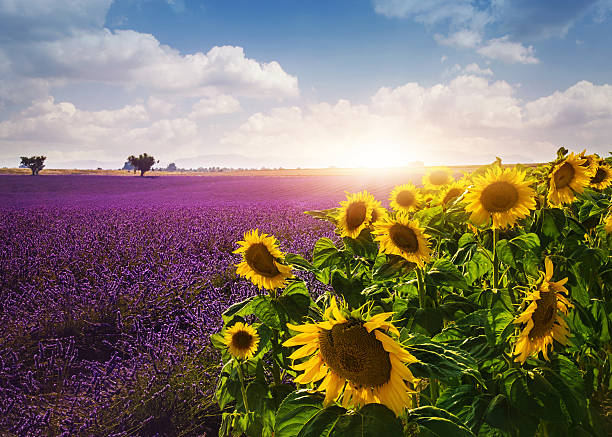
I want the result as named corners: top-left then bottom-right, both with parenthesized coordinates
top-left (463, 63), bottom-right (493, 76)
top-left (434, 29), bottom-right (482, 49)
top-left (6, 30), bottom-right (299, 99)
top-left (477, 36), bottom-right (539, 64)
top-left (524, 81), bottom-right (612, 128)
top-left (372, 0), bottom-right (491, 30)
top-left (221, 77), bottom-right (612, 167)
top-left (0, 0), bottom-right (299, 109)
top-left (188, 95), bottom-right (241, 119)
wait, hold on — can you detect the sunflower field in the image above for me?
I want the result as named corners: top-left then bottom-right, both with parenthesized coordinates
top-left (211, 148), bottom-right (612, 437)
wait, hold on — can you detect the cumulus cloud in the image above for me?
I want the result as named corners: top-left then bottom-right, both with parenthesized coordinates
top-left (221, 77), bottom-right (612, 167)
top-left (188, 95), bottom-right (241, 119)
top-left (0, 0), bottom-right (299, 109)
top-left (477, 36), bottom-right (539, 64)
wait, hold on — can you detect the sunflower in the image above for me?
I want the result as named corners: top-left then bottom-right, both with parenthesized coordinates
top-left (234, 229), bottom-right (293, 290)
top-left (372, 214), bottom-right (431, 267)
top-left (224, 322), bottom-right (260, 360)
top-left (464, 166), bottom-right (536, 229)
top-left (547, 153), bottom-right (590, 206)
top-left (389, 184), bottom-right (421, 213)
top-left (437, 181), bottom-right (467, 207)
top-left (361, 191), bottom-right (388, 225)
top-left (590, 161), bottom-right (612, 190)
top-left (513, 258), bottom-right (571, 364)
top-left (283, 298), bottom-right (419, 415)
top-left (337, 191), bottom-right (376, 238)
top-left (422, 167), bottom-right (454, 190)
top-left (578, 150), bottom-right (598, 177)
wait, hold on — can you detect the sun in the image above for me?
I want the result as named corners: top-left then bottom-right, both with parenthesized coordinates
top-left (283, 297), bottom-right (419, 415)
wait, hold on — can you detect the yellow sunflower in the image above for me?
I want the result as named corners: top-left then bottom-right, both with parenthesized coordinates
top-left (437, 181), bottom-right (467, 207)
top-left (372, 214), bottom-right (431, 267)
top-left (578, 150), bottom-right (598, 177)
top-left (389, 184), bottom-right (421, 213)
top-left (337, 191), bottom-right (376, 238)
top-left (513, 258), bottom-right (572, 364)
top-left (283, 297), bottom-right (419, 415)
top-left (547, 153), bottom-right (590, 206)
top-left (362, 191), bottom-right (388, 225)
top-left (422, 167), bottom-right (454, 190)
top-left (224, 322), bottom-right (260, 360)
top-left (464, 166), bottom-right (536, 229)
top-left (234, 229), bottom-right (293, 290)
top-left (590, 162), bottom-right (612, 190)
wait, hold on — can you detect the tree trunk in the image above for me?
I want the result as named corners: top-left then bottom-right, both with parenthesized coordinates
top-left (140, 169), bottom-right (145, 177)
top-left (31, 168), bottom-right (36, 175)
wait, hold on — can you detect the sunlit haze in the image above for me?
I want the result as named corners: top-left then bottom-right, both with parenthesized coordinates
top-left (1, 0), bottom-right (612, 169)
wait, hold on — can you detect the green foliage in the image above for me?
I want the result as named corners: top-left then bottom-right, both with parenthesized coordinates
top-left (211, 155), bottom-right (612, 436)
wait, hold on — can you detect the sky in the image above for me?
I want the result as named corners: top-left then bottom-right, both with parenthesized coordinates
top-left (1, 0), bottom-right (611, 169)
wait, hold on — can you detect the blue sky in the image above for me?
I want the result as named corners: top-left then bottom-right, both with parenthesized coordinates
top-left (1, 0), bottom-right (611, 168)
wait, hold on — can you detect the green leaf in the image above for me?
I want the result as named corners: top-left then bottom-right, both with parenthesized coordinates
top-left (327, 404), bottom-right (404, 437)
top-left (509, 233), bottom-right (540, 251)
top-left (465, 250), bottom-right (493, 285)
top-left (343, 230), bottom-right (378, 260)
top-left (222, 296), bottom-right (257, 324)
top-left (495, 239), bottom-right (516, 269)
top-left (304, 208), bottom-right (339, 224)
top-left (275, 391), bottom-right (329, 437)
top-left (373, 254), bottom-right (415, 281)
top-left (285, 253), bottom-right (316, 272)
top-left (408, 406), bottom-right (475, 437)
top-left (404, 337), bottom-right (480, 383)
top-left (312, 238), bottom-right (343, 269)
top-left (274, 391), bottom-right (404, 437)
top-left (331, 270), bottom-right (365, 309)
top-left (276, 281), bottom-right (312, 324)
top-left (428, 259), bottom-right (468, 289)
top-left (541, 208), bottom-right (566, 238)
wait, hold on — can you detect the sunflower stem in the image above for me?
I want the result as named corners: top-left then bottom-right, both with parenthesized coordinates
top-left (492, 228), bottom-right (500, 290)
top-left (416, 268), bottom-right (426, 308)
top-left (271, 331), bottom-right (282, 385)
top-left (429, 379), bottom-right (439, 406)
top-left (236, 360), bottom-right (250, 413)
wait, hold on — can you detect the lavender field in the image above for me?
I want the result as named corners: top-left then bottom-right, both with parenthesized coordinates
top-left (0, 174), bottom-right (413, 435)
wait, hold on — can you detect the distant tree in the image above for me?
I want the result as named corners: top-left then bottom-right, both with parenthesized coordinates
top-left (127, 153), bottom-right (158, 177)
top-left (20, 156), bottom-right (46, 175)
top-left (166, 162), bottom-right (177, 172)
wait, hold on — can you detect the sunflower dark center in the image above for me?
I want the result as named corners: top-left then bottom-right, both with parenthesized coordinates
top-left (318, 321), bottom-right (391, 388)
top-left (529, 290), bottom-right (558, 340)
top-left (389, 224), bottom-right (419, 253)
top-left (554, 162), bottom-right (575, 189)
top-left (346, 202), bottom-right (367, 230)
top-left (245, 243), bottom-right (280, 277)
top-left (480, 181), bottom-right (519, 213)
top-left (232, 330), bottom-right (254, 350)
top-left (442, 188), bottom-right (463, 205)
top-left (396, 190), bottom-right (416, 208)
top-left (580, 157), bottom-right (592, 168)
top-left (591, 167), bottom-right (606, 184)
